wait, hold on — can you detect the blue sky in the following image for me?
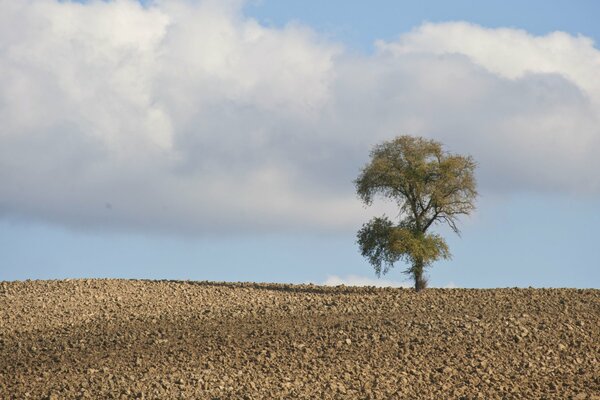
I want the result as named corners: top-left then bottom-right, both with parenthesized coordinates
top-left (1, 0), bottom-right (599, 288)
top-left (246, 0), bottom-right (600, 52)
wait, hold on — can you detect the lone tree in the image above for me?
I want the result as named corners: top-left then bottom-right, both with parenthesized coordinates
top-left (355, 135), bottom-right (477, 291)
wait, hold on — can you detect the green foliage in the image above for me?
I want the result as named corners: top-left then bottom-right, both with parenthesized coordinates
top-left (356, 216), bottom-right (398, 277)
top-left (357, 216), bottom-right (450, 278)
top-left (355, 135), bottom-right (477, 290)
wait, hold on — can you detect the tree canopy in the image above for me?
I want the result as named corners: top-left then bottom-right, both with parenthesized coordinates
top-left (355, 135), bottom-right (477, 291)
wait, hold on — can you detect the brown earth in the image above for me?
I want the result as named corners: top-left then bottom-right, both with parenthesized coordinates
top-left (0, 279), bottom-right (598, 399)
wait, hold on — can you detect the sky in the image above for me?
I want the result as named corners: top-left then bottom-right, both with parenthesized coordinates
top-left (1, 0), bottom-right (599, 288)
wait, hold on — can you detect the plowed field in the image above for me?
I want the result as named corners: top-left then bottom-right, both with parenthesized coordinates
top-left (1, 280), bottom-right (598, 399)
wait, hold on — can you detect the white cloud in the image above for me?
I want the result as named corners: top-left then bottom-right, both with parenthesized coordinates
top-left (0, 2), bottom-right (599, 234)
top-left (323, 275), bottom-right (411, 288)
top-left (377, 22), bottom-right (600, 106)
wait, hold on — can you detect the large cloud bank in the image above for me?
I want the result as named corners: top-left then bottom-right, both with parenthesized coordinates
top-left (1, 0), bottom-right (599, 234)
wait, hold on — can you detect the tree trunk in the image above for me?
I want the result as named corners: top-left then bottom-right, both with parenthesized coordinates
top-left (413, 257), bottom-right (427, 292)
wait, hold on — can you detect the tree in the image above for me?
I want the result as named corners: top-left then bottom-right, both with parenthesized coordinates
top-left (355, 135), bottom-right (477, 291)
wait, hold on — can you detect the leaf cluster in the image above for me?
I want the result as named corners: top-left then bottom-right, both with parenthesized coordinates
top-left (357, 216), bottom-right (450, 277)
top-left (355, 135), bottom-right (477, 234)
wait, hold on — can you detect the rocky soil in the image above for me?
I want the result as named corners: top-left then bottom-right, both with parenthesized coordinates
top-left (0, 280), bottom-right (598, 399)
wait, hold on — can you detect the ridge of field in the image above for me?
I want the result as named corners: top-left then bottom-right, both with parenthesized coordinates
top-left (1, 279), bottom-right (598, 399)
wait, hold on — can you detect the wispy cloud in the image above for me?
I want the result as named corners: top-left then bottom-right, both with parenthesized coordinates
top-left (1, 1), bottom-right (599, 235)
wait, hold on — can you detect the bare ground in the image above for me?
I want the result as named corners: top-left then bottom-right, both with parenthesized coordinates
top-left (0, 279), bottom-right (598, 399)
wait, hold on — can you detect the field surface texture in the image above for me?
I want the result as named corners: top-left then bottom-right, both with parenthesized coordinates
top-left (0, 280), bottom-right (599, 399)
